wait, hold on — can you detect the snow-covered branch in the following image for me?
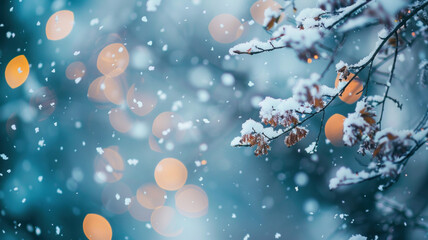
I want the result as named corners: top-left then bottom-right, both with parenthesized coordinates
top-left (232, 0), bottom-right (428, 192)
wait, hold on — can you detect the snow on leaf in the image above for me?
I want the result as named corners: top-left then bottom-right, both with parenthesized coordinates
top-left (263, 8), bottom-right (281, 30)
top-left (343, 99), bottom-right (378, 148)
top-left (284, 127), bottom-right (308, 147)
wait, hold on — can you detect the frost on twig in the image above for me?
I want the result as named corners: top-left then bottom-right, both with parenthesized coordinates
top-left (230, 0), bottom-right (373, 60)
top-left (342, 98), bottom-right (378, 154)
top-left (229, 25), bottom-right (323, 61)
top-left (330, 101), bottom-right (428, 190)
top-left (232, 0), bottom-right (428, 189)
top-left (231, 74), bottom-right (338, 155)
top-left (330, 126), bottom-right (428, 190)
top-left (263, 8), bottom-right (282, 31)
top-left (230, 119), bottom-right (283, 156)
top-left (329, 166), bottom-right (378, 190)
top-left (230, 0), bottom-right (428, 237)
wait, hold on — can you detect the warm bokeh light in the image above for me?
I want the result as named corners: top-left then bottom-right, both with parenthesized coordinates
top-left (97, 43), bottom-right (129, 77)
top-left (150, 206), bottom-right (183, 237)
top-left (175, 185), bottom-right (208, 218)
top-left (126, 84), bottom-right (157, 116)
top-left (208, 14), bottom-right (244, 44)
top-left (5, 55), bottom-right (30, 89)
top-left (101, 182), bottom-right (133, 214)
top-left (109, 108), bottom-right (132, 133)
top-left (250, 0), bottom-right (284, 25)
top-left (136, 183), bottom-right (166, 209)
top-left (324, 113), bottom-right (346, 147)
top-left (154, 158), bottom-right (188, 191)
top-left (152, 112), bottom-right (176, 139)
top-left (335, 73), bottom-right (363, 104)
top-left (149, 135), bottom-right (163, 153)
top-left (83, 213), bottom-right (112, 240)
top-left (66, 61), bottom-right (86, 80)
top-left (46, 10), bottom-right (74, 40)
top-left (88, 76), bottom-right (109, 103)
top-left (103, 76), bottom-right (125, 105)
top-left (94, 147), bottom-right (124, 183)
top-left (128, 196), bottom-right (152, 222)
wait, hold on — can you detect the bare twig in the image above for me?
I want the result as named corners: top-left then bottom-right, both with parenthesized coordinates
top-left (320, 35), bottom-right (347, 79)
top-left (313, 110), bottom-right (326, 151)
top-left (235, 2), bottom-right (428, 147)
top-left (362, 61), bottom-right (373, 96)
top-left (325, 0), bottom-right (373, 29)
top-left (378, 32), bottom-right (399, 128)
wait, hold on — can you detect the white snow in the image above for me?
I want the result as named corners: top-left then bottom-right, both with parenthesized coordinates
top-left (90, 18), bottom-right (99, 26)
top-left (263, 7), bottom-right (281, 28)
top-left (349, 234), bottom-right (367, 240)
top-left (296, 8), bottom-right (326, 28)
top-left (305, 142), bottom-right (317, 154)
top-left (259, 97), bottom-right (300, 123)
top-left (339, 16), bottom-right (375, 32)
top-left (329, 166), bottom-right (376, 189)
top-left (343, 100), bottom-right (373, 146)
top-left (352, 28), bottom-right (388, 68)
top-left (230, 24), bottom-right (322, 56)
top-left (178, 121), bottom-right (193, 130)
top-left (147, 0), bottom-right (162, 12)
top-left (231, 119), bottom-right (283, 146)
top-left (323, 0), bottom-right (370, 28)
top-left (127, 159), bottom-right (139, 166)
top-left (0, 154), bottom-right (8, 160)
top-left (96, 147), bottom-right (104, 155)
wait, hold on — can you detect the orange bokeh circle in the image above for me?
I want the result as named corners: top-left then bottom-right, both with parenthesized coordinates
top-left (82, 213), bottom-right (112, 240)
top-left (97, 43), bottom-right (129, 77)
top-left (152, 112), bottom-right (176, 139)
top-left (150, 206), bottom-right (183, 237)
top-left (88, 76), bottom-right (109, 103)
top-left (149, 135), bottom-right (163, 153)
top-left (154, 158), bottom-right (188, 191)
top-left (46, 10), bottom-right (74, 40)
top-left (5, 55), bottom-right (30, 89)
top-left (324, 114), bottom-right (346, 147)
top-left (128, 196), bottom-right (153, 222)
top-left (335, 73), bottom-right (363, 104)
top-left (126, 84), bottom-right (157, 116)
top-left (136, 183), bottom-right (166, 209)
top-left (109, 108), bottom-right (132, 133)
top-left (175, 185), bottom-right (208, 218)
top-left (208, 14), bottom-right (244, 44)
top-left (94, 147), bottom-right (124, 183)
top-left (66, 61), bottom-right (86, 80)
top-left (250, 0), bottom-right (284, 25)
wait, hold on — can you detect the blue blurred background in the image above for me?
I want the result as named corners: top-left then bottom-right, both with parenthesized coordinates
top-left (0, 0), bottom-right (427, 239)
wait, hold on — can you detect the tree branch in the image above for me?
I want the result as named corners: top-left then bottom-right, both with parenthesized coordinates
top-left (378, 32), bottom-right (399, 128)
